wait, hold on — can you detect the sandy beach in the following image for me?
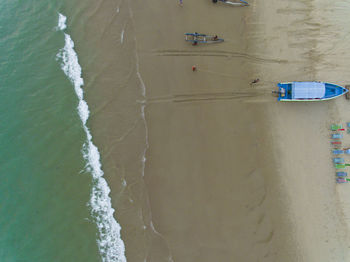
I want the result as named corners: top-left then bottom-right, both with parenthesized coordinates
top-left (72, 0), bottom-right (350, 261)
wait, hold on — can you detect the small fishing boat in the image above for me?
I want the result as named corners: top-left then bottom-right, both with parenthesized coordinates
top-left (276, 82), bottom-right (348, 101)
top-left (185, 33), bottom-right (224, 45)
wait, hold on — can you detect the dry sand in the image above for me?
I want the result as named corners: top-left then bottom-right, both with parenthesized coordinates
top-left (71, 0), bottom-right (350, 261)
top-left (247, 0), bottom-right (350, 261)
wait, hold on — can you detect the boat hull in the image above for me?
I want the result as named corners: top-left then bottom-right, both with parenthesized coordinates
top-left (277, 82), bottom-right (348, 101)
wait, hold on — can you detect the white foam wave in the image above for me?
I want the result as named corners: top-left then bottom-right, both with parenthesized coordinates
top-left (57, 13), bottom-right (67, 31)
top-left (56, 14), bottom-right (126, 262)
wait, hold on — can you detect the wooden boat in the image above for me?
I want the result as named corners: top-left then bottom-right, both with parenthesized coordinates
top-left (277, 82), bottom-right (348, 101)
top-left (185, 33), bottom-right (224, 44)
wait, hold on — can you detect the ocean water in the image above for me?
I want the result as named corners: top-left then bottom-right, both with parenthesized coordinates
top-left (0, 1), bottom-right (125, 261)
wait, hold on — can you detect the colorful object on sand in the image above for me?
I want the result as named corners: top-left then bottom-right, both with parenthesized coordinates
top-left (331, 124), bottom-right (343, 131)
top-left (335, 163), bottom-right (350, 169)
top-left (336, 172), bottom-right (347, 177)
top-left (333, 149), bottom-right (350, 154)
top-left (333, 158), bottom-right (345, 164)
top-left (331, 133), bottom-right (343, 139)
top-left (331, 141), bottom-right (342, 145)
top-left (347, 123), bottom-right (350, 133)
top-left (333, 150), bottom-right (344, 155)
top-left (336, 178), bottom-right (350, 183)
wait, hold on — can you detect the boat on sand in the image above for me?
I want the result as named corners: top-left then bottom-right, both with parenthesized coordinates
top-left (276, 82), bottom-right (348, 101)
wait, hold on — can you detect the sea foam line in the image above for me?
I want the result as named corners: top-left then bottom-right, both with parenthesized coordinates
top-left (57, 13), bottom-right (67, 31)
top-left (56, 13), bottom-right (126, 262)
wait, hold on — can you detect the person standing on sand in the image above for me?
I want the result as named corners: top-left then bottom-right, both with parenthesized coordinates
top-left (179, 0), bottom-right (183, 6)
top-left (250, 78), bottom-right (260, 85)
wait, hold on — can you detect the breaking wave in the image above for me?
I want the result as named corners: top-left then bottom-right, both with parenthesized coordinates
top-left (57, 13), bottom-right (67, 31)
top-left (56, 13), bottom-right (127, 262)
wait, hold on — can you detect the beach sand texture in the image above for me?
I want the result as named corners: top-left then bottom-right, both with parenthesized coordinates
top-left (72, 0), bottom-right (350, 261)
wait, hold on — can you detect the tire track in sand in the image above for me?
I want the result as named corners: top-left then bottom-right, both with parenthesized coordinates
top-left (151, 49), bottom-right (289, 64)
top-left (146, 90), bottom-right (270, 104)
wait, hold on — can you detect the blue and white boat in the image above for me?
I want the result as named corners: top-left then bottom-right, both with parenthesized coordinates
top-left (277, 82), bottom-right (348, 101)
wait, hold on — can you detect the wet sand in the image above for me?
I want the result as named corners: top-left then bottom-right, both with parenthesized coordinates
top-left (127, 0), bottom-right (298, 261)
top-left (71, 0), bottom-right (350, 261)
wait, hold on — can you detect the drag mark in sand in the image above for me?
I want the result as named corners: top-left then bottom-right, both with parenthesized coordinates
top-left (56, 13), bottom-right (126, 262)
top-left (147, 90), bottom-right (269, 104)
top-left (121, 29), bottom-right (124, 44)
top-left (152, 49), bottom-right (289, 64)
top-left (256, 230), bottom-right (274, 244)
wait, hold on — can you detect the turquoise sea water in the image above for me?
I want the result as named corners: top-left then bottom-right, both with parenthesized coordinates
top-left (0, 1), bottom-right (125, 261)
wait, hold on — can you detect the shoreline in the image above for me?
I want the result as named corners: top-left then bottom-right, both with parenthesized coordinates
top-left (67, 0), bottom-right (350, 260)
